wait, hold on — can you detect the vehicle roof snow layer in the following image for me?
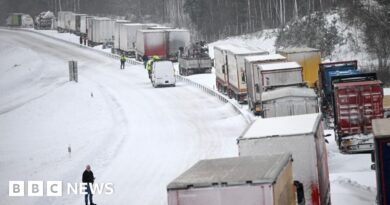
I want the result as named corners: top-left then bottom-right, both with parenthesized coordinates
top-left (167, 154), bottom-right (292, 190)
top-left (240, 113), bottom-right (321, 139)
top-left (262, 86), bottom-right (317, 101)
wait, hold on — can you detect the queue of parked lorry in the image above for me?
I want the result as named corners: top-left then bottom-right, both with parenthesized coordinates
top-left (166, 44), bottom-right (390, 205)
top-left (6, 11), bottom-right (390, 205)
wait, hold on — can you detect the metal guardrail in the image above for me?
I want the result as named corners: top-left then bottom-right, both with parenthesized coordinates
top-left (175, 75), bottom-right (252, 124)
top-left (5, 27), bottom-right (251, 124)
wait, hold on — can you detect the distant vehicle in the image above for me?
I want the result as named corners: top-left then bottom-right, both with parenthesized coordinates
top-left (69, 13), bottom-right (87, 35)
top-left (136, 29), bottom-right (168, 59)
top-left (277, 47), bottom-right (321, 88)
top-left (332, 73), bottom-right (383, 153)
top-left (167, 154), bottom-right (298, 205)
top-left (119, 24), bottom-right (156, 56)
top-left (318, 60), bottom-right (360, 116)
top-left (87, 17), bottom-right (115, 47)
top-left (237, 113), bottom-right (331, 205)
top-left (261, 86), bottom-right (319, 118)
top-left (318, 61), bottom-right (384, 153)
top-left (57, 11), bottom-right (74, 32)
top-left (224, 46), bottom-right (268, 103)
top-left (135, 29), bottom-right (190, 60)
top-left (112, 20), bottom-right (131, 54)
top-left (214, 44), bottom-right (239, 94)
top-left (6, 13), bottom-right (34, 28)
top-left (244, 54), bottom-right (287, 113)
top-left (178, 41), bottom-right (212, 76)
top-left (151, 61), bottom-right (176, 87)
top-left (35, 11), bottom-right (54, 30)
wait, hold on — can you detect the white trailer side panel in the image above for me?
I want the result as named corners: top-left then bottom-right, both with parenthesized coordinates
top-left (214, 46), bottom-right (227, 86)
top-left (226, 48), bottom-right (268, 96)
top-left (239, 135), bottom-right (317, 205)
top-left (80, 16), bottom-right (87, 34)
top-left (167, 29), bottom-right (190, 57)
top-left (114, 21), bottom-right (130, 49)
top-left (64, 12), bottom-right (73, 30)
top-left (168, 185), bottom-right (274, 205)
top-left (70, 13), bottom-right (77, 31)
top-left (58, 11), bottom-right (73, 30)
top-left (90, 18), bottom-right (114, 43)
top-left (238, 113), bottom-right (330, 205)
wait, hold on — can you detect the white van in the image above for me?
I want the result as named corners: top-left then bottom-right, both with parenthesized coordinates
top-left (151, 61), bottom-right (176, 87)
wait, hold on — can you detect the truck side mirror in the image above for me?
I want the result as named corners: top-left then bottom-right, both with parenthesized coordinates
top-left (371, 151), bottom-right (375, 163)
top-left (222, 65), bottom-right (225, 74)
top-left (371, 164), bottom-right (376, 170)
top-left (241, 72), bottom-right (246, 82)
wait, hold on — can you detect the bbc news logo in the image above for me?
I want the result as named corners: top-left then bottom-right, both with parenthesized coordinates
top-left (9, 181), bottom-right (114, 197)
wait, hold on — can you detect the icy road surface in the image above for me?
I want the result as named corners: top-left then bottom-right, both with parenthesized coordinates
top-left (0, 29), bottom-right (247, 205)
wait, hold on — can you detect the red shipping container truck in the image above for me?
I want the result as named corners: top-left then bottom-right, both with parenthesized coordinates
top-left (333, 75), bottom-right (384, 152)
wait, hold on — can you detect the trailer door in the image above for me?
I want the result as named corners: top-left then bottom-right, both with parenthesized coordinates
top-left (335, 86), bottom-right (362, 135)
top-left (361, 84), bottom-right (383, 133)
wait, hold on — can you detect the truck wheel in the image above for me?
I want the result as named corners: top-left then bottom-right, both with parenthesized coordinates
top-left (228, 90), bottom-right (233, 99)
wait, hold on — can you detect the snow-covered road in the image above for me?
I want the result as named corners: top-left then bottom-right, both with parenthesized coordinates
top-left (0, 29), bottom-right (247, 205)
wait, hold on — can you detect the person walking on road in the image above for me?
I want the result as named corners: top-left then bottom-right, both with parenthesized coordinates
top-left (145, 55), bottom-right (160, 79)
top-left (120, 54), bottom-right (126, 69)
top-left (142, 54), bottom-right (149, 68)
top-left (82, 165), bottom-right (96, 205)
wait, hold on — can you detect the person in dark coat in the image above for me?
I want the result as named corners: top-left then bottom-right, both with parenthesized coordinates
top-left (142, 55), bottom-right (149, 68)
top-left (82, 165), bottom-right (96, 205)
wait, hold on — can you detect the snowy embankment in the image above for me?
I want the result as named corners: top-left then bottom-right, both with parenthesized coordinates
top-left (0, 29), bottom-right (247, 205)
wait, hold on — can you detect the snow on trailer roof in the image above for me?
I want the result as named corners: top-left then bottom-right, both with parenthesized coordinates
top-left (165, 28), bottom-right (189, 32)
top-left (277, 47), bottom-right (320, 54)
top-left (245, 54), bottom-right (286, 62)
top-left (259, 62), bottom-right (302, 71)
top-left (240, 113), bottom-right (321, 140)
top-left (333, 80), bottom-right (382, 88)
top-left (261, 87), bottom-right (317, 102)
top-left (137, 29), bottom-right (166, 33)
top-left (167, 154), bottom-right (292, 190)
top-left (226, 45), bottom-right (268, 55)
top-left (122, 23), bottom-right (144, 26)
top-left (213, 44), bottom-right (241, 52)
top-left (372, 118), bottom-right (390, 138)
top-left (93, 17), bottom-right (113, 21)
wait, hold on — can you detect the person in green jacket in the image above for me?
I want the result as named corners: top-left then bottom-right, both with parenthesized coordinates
top-left (120, 54), bottom-right (126, 69)
top-left (146, 55), bottom-right (160, 79)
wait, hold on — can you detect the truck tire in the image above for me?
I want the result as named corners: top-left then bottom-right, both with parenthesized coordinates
top-left (228, 90), bottom-right (233, 99)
